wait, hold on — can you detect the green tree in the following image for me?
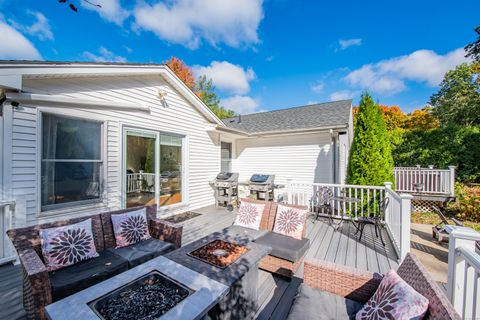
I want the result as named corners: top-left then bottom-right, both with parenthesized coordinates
top-left (347, 93), bottom-right (394, 186)
top-left (465, 26), bottom-right (480, 62)
top-left (430, 63), bottom-right (480, 126)
top-left (196, 75), bottom-right (235, 119)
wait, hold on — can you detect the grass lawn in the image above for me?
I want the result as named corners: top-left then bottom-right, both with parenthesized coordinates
top-left (411, 211), bottom-right (480, 232)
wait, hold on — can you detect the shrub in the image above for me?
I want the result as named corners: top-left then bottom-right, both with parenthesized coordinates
top-left (447, 183), bottom-right (480, 222)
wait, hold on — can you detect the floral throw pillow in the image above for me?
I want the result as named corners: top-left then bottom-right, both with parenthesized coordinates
top-left (233, 201), bottom-right (265, 230)
top-left (356, 270), bottom-right (429, 320)
top-left (40, 219), bottom-right (99, 272)
top-left (273, 204), bottom-right (308, 240)
top-left (111, 208), bottom-right (151, 248)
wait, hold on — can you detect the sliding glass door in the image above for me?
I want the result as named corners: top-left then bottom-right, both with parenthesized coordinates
top-left (125, 130), bottom-right (157, 208)
top-left (159, 134), bottom-right (183, 206)
top-left (124, 129), bottom-right (184, 208)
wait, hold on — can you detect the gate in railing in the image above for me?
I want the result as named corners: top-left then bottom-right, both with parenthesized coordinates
top-left (393, 166), bottom-right (455, 196)
top-left (447, 228), bottom-right (480, 319)
top-left (286, 181), bottom-right (412, 261)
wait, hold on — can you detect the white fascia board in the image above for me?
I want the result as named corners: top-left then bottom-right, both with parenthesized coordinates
top-left (6, 92), bottom-right (151, 113)
top-left (0, 74), bottom-right (22, 90)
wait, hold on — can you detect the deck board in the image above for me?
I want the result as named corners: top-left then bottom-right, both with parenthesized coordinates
top-left (0, 205), bottom-right (398, 320)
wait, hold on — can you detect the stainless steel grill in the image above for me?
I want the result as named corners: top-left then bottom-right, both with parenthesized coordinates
top-left (211, 172), bottom-right (239, 210)
top-left (247, 174), bottom-right (275, 201)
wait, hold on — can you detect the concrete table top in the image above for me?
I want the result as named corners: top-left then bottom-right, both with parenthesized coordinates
top-left (45, 256), bottom-right (229, 320)
top-left (165, 231), bottom-right (272, 287)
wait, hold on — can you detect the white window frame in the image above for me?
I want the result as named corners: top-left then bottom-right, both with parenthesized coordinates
top-left (37, 110), bottom-right (106, 214)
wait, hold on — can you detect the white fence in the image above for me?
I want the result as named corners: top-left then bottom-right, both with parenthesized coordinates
top-left (447, 228), bottom-right (480, 319)
top-left (286, 181), bottom-right (412, 261)
top-left (393, 166), bottom-right (455, 196)
top-left (126, 173), bottom-right (155, 193)
top-left (0, 200), bottom-right (16, 265)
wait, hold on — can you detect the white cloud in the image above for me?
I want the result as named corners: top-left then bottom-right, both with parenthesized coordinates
top-left (82, 0), bottom-right (129, 25)
top-left (0, 21), bottom-right (41, 59)
top-left (133, 0), bottom-right (263, 49)
top-left (330, 90), bottom-right (356, 101)
top-left (222, 95), bottom-right (260, 114)
top-left (344, 48), bottom-right (468, 95)
top-left (310, 81), bottom-right (324, 93)
top-left (83, 47), bottom-right (126, 62)
top-left (193, 61), bottom-right (255, 95)
top-left (339, 38), bottom-right (362, 50)
top-left (9, 11), bottom-right (53, 41)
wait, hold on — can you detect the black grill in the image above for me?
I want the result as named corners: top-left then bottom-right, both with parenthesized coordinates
top-left (247, 174), bottom-right (275, 201)
top-left (211, 172), bottom-right (239, 210)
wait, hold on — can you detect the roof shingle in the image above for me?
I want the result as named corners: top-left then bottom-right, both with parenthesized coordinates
top-left (223, 100), bottom-right (352, 134)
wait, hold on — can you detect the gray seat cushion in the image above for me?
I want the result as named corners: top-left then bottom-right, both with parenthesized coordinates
top-left (287, 284), bottom-right (364, 320)
top-left (50, 250), bottom-right (128, 302)
top-left (221, 225), bottom-right (269, 242)
top-left (254, 232), bottom-right (310, 262)
top-left (108, 238), bottom-right (175, 268)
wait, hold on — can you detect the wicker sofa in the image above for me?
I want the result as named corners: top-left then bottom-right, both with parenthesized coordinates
top-left (222, 198), bottom-right (310, 278)
top-left (287, 253), bottom-right (460, 319)
top-left (7, 204), bottom-right (182, 320)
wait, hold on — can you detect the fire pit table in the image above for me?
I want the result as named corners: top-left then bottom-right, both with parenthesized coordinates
top-left (45, 256), bottom-right (228, 320)
top-left (165, 232), bottom-right (271, 320)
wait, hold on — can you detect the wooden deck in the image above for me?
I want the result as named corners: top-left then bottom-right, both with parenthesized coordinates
top-left (0, 205), bottom-right (398, 320)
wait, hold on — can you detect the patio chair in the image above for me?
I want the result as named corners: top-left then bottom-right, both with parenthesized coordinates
top-left (311, 186), bottom-right (334, 223)
top-left (356, 197), bottom-right (389, 246)
top-left (287, 253), bottom-right (460, 319)
top-left (431, 206), bottom-right (465, 242)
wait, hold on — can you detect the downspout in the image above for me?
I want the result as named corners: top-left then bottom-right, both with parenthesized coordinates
top-left (330, 129), bottom-right (337, 184)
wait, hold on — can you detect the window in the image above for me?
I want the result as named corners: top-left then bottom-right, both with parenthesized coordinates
top-left (221, 142), bottom-right (232, 172)
top-left (159, 134), bottom-right (183, 206)
top-left (41, 113), bottom-right (103, 211)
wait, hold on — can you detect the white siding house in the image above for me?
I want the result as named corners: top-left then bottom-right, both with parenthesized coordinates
top-left (0, 61), bottom-right (353, 261)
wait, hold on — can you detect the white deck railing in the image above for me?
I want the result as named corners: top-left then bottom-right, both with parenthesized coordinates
top-left (286, 181), bottom-right (412, 261)
top-left (384, 183), bottom-right (413, 260)
top-left (126, 173), bottom-right (155, 193)
top-left (0, 200), bottom-right (16, 265)
top-left (447, 228), bottom-right (480, 319)
top-left (393, 166), bottom-right (455, 196)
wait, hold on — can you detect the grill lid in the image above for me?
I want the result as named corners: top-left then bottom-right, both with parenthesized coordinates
top-left (216, 172), bottom-right (233, 180)
top-left (250, 174), bottom-right (270, 183)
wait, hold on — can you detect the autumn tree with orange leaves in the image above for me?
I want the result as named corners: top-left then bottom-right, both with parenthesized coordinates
top-left (165, 57), bottom-right (235, 119)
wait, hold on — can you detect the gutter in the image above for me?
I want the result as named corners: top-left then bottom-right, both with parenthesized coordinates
top-left (215, 123), bottom-right (349, 138)
top-left (6, 92), bottom-right (151, 113)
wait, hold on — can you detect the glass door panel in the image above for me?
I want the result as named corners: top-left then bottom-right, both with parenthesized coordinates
top-left (159, 134), bottom-right (182, 206)
top-left (125, 131), bottom-right (157, 208)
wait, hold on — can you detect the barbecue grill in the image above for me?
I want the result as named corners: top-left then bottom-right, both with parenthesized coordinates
top-left (247, 174), bottom-right (275, 201)
top-left (211, 172), bottom-right (239, 210)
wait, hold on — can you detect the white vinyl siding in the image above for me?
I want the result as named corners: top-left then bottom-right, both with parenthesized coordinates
top-left (232, 132), bottom-right (334, 187)
top-left (7, 75), bottom-right (219, 225)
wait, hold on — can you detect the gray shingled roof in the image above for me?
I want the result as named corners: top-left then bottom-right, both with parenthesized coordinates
top-left (223, 100), bottom-right (352, 134)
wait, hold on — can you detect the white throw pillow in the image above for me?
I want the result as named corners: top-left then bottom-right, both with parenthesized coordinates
top-left (273, 204), bottom-right (308, 240)
top-left (233, 201), bottom-right (266, 230)
top-left (40, 219), bottom-right (99, 272)
top-left (111, 208), bottom-right (151, 248)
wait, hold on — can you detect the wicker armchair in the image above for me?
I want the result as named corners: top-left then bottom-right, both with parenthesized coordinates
top-left (7, 204), bottom-right (182, 320)
top-left (302, 253), bottom-right (460, 319)
top-left (257, 202), bottom-right (310, 278)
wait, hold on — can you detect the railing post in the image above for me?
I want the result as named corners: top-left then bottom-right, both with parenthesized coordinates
top-left (399, 193), bottom-right (413, 261)
top-left (287, 179), bottom-right (292, 205)
top-left (383, 182), bottom-right (392, 223)
top-left (447, 228), bottom-right (480, 318)
top-left (448, 165), bottom-right (456, 197)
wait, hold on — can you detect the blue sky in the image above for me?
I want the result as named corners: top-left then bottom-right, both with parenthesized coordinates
top-left (0, 0), bottom-right (478, 114)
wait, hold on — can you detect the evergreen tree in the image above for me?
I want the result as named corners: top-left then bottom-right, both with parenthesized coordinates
top-left (196, 75), bottom-right (236, 119)
top-left (347, 93), bottom-right (394, 186)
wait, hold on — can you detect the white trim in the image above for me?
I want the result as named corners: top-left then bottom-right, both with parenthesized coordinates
top-left (6, 92), bottom-right (151, 113)
top-left (36, 110), bottom-right (107, 216)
